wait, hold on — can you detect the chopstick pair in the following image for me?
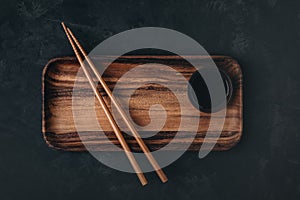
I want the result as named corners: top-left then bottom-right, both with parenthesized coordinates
top-left (61, 22), bottom-right (168, 186)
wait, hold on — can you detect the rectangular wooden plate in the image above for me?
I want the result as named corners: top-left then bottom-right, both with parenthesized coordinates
top-left (42, 56), bottom-right (242, 152)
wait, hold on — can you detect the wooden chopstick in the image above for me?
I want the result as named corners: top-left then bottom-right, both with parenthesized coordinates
top-left (66, 26), bottom-right (168, 183)
top-left (61, 22), bottom-right (148, 186)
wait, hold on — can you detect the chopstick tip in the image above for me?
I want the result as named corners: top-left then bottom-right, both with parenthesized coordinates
top-left (66, 27), bottom-right (72, 34)
top-left (61, 22), bottom-right (67, 29)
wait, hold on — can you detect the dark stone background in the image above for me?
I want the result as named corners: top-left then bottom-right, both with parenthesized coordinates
top-left (0, 0), bottom-right (299, 199)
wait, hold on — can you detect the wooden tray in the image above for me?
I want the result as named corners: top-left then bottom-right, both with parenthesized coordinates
top-left (42, 56), bottom-right (242, 152)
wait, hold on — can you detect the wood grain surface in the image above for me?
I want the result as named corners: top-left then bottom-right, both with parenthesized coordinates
top-left (42, 56), bottom-right (242, 152)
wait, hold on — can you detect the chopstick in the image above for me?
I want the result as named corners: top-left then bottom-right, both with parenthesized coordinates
top-left (61, 22), bottom-right (148, 186)
top-left (65, 25), bottom-right (168, 183)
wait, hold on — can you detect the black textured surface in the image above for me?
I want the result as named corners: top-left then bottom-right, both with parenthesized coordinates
top-left (1, 0), bottom-right (300, 199)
